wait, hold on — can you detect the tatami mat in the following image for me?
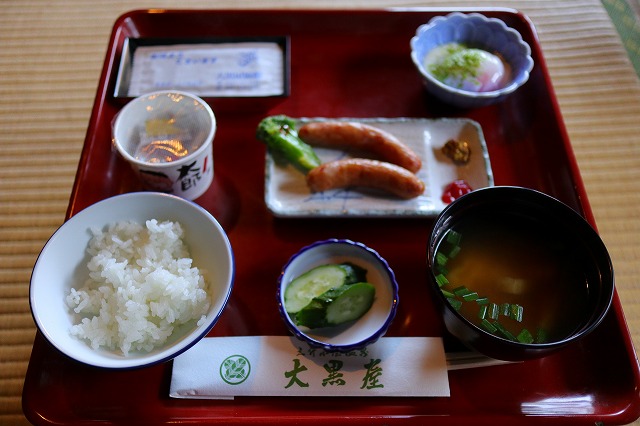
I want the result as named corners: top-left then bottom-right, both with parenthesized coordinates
top-left (2, 1), bottom-right (639, 425)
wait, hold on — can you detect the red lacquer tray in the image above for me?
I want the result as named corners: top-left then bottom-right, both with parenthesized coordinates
top-left (23, 8), bottom-right (640, 425)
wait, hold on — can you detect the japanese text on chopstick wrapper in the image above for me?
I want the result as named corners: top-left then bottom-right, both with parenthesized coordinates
top-left (169, 336), bottom-right (450, 398)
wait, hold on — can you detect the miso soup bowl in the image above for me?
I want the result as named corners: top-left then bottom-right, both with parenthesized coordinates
top-left (427, 186), bottom-right (614, 361)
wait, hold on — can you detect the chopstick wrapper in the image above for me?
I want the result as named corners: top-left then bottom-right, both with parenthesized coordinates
top-left (170, 336), bottom-right (450, 399)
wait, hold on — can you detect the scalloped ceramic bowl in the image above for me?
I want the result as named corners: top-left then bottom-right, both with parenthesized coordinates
top-left (277, 239), bottom-right (399, 352)
top-left (30, 192), bottom-right (235, 369)
top-left (410, 12), bottom-right (534, 108)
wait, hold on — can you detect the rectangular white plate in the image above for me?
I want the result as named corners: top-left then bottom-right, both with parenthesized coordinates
top-left (264, 117), bottom-right (494, 218)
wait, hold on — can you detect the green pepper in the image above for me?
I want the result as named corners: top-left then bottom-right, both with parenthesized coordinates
top-left (256, 115), bottom-right (321, 173)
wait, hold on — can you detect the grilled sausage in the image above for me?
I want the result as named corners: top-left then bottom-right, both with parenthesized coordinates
top-left (306, 158), bottom-right (425, 199)
top-left (298, 121), bottom-right (422, 173)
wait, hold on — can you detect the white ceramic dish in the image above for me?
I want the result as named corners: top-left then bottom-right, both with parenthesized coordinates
top-left (277, 239), bottom-right (399, 352)
top-left (29, 192), bottom-right (234, 369)
top-left (265, 117), bottom-right (494, 217)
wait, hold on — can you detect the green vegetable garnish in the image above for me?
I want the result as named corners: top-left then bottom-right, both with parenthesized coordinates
top-left (435, 273), bottom-right (449, 288)
top-left (453, 286), bottom-right (471, 297)
top-left (478, 304), bottom-right (488, 320)
top-left (435, 229), bottom-right (541, 345)
top-left (428, 44), bottom-right (483, 87)
top-left (475, 297), bottom-right (490, 306)
top-left (448, 245), bottom-right (461, 258)
top-left (492, 321), bottom-right (517, 341)
top-left (481, 318), bottom-right (498, 334)
top-left (446, 229), bottom-right (462, 246)
top-left (510, 304), bottom-right (524, 323)
top-left (256, 115), bottom-right (321, 173)
top-left (536, 328), bottom-right (548, 344)
top-left (462, 291), bottom-right (479, 302)
top-left (436, 252), bottom-right (449, 268)
top-left (441, 290), bottom-right (455, 298)
top-left (501, 303), bottom-right (511, 317)
top-left (447, 297), bottom-right (462, 311)
top-left (517, 329), bottom-right (534, 344)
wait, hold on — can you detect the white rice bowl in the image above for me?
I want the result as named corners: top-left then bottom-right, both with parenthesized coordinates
top-left (30, 192), bottom-right (234, 369)
top-left (66, 219), bottom-right (210, 355)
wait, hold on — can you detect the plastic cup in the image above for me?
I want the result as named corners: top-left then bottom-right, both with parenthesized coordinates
top-left (113, 90), bottom-right (216, 200)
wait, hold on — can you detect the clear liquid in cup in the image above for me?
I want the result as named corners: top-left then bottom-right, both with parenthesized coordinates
top-left (134, 118), bottom-right (200, 163)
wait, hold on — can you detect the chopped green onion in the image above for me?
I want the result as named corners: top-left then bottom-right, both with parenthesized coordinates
top-left (478, 304), bottom-right (488, 320)
top-left (462, 291), bottom-right (479, 302)
top-left (447, 297), bottom-right (462, 311)
top-left (501, 303), bottom-right (511, 317)
top-left (446, 230), bottom-right (462, 246)
top-left (481, 319), bottom-right (497, 333)
top-left (517, 329), bottom-right (534, 344)
top-left (510, 304), bottom-right (524, 322)
top-left (536, 328), bottom-right (548, 344)
top-left (492, 321), bottom-right (517, 341)
top-left (448, 245), bottom-right (461, 259)
top-left (488, 303), bottom-right (500, 320)
top-left (435, 273), bottom-right (449, 288)
top-left (453, 286), bottom-right (471, 297)
top-left (433, 254), bottom-right (538, 341)
top-left (441, 289), bottom-right (455, 298)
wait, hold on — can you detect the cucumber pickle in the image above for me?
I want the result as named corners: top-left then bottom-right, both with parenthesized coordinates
top-left (284, 263), bottom-right (375, 329)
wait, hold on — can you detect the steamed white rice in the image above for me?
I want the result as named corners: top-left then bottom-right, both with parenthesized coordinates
top-left (66, 219), bottom-right (210, 355)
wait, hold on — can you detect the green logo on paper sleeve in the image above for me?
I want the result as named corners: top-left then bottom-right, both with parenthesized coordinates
top-left (220, 354), bottom-right (251, 385)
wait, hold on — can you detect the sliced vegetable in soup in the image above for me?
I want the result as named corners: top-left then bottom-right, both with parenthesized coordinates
top-left (434, 214), bottom-right (590, 344)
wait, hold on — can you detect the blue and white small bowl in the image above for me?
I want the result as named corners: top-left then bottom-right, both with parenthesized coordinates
top-left (277, 239), bottom-right (399, 352)
top-left (410, 12), bottom-right (534, 108)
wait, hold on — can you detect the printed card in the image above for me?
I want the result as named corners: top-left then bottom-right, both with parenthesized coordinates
top-left (127, 42), bottom-right (285, 97)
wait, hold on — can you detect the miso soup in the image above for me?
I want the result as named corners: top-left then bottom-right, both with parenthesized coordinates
top-left (434, 213), bottom-right (591, 344)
